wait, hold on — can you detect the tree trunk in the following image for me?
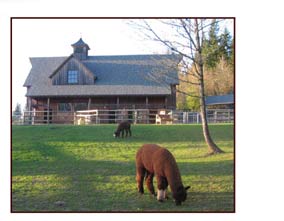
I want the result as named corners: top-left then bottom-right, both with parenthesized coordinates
top-left (199, 63), bottom-right (224, 155)
top-left (199, 89), bottom-right (224, 154)
top-left (194, 19), bottom-right (224, 155)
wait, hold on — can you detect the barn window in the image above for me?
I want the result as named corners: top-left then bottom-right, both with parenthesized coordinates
top-left (58, 103), bottom-right (72, 112)
top-left (67, 70), bottom-right (78, 84)
top-left (74, 103), bottom-right (88, 111)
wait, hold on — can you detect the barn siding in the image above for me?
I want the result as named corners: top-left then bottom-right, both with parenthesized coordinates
top-left (52, 57), bottom-right (95, 85)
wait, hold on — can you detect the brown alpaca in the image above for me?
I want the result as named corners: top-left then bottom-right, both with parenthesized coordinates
top-left (135, 144), bottom-right (190, 205)
top-left (113, 121), bottom-right (131, 138)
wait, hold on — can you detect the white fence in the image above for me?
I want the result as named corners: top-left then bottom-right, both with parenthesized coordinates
top-left (173, 109), bottom-right (234, 124)
top-left (12, 109), bottom-right (234, 125)
top-left (12, 114), bottom-right (24, 125)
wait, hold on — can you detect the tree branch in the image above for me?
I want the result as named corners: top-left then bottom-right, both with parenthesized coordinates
top-left (179, 19), bottom-right (197, 50)
top-left (176, 88), bottom-right (201, 98)
top-left (142, 20), bottom-right (195, 62)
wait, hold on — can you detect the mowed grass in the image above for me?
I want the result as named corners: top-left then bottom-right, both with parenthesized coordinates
top-left (12, 124), bottom-right (234, 212)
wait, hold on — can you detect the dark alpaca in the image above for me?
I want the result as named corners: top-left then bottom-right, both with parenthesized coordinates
top-left (113, 121), bottom-right (131, 138)
top-left (136, 144), bottom-right (190, 205)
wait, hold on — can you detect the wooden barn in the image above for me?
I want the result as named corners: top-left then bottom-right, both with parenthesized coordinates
top-left (23, 38), bottom-right (182, 124)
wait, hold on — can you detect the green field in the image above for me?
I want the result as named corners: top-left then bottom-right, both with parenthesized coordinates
top-left (12, 124), bottom-right (234, 212)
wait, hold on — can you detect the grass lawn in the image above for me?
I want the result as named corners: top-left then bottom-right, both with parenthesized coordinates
top-left (12, 124), bottom-right (234, 212)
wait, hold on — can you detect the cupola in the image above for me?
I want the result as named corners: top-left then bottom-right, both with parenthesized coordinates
top-left (71, 38), bottom-right (90, 60)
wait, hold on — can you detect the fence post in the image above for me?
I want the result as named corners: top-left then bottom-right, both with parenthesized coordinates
top-left (47, 98), bottom-right (50, 124)
top-left (197, 112), bottom-right (199, 124)
top-left (134, 111), bottom-right (137, 124)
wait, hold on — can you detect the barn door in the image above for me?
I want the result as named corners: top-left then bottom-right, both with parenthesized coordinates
top-left (44, 108), bottom-right (52, 124)
top-left (109, 110), bottom-right (115, 123)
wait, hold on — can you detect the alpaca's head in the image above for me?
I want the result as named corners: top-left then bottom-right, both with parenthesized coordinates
top-left (173, 185), bottom-right (190, 205)
top-left (113, 131), bottom-right (120, 138)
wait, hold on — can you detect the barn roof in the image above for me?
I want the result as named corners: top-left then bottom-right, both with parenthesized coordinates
top-left (205, 94), bottom-right (234, 106)
top-left (24, 54), bottom-right (181, 97)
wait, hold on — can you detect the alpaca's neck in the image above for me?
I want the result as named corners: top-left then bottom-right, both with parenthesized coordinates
top-left (165, 164), bottom-right (183, 193)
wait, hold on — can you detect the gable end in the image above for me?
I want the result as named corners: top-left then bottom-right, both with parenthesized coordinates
top-left (50, 55), bottom-right (96, 85)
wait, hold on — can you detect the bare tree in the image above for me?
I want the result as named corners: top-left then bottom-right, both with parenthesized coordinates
top-left (131, 18), bottom-right (229, 154)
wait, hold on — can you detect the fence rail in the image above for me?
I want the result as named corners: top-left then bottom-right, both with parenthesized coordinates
top-left (12, 109), bottom-right (234, 125)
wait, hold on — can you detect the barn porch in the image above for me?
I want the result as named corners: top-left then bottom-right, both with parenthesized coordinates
top-left (23, 108), bottom-right (162, 125)
top-left (25, 94), bottom-right (177, 124)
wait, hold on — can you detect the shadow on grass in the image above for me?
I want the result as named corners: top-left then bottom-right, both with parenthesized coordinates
top-left (12, 142), bottom-right (233, 178)
top-left (12, 188), bottom-right (234, 212)
top-left (183, 160), bottom-right (234, 176)
top-left (186, 191), bottom-right (234, 212)
top-left (12, 142), bottom-right (137, 212)
top-left (12, 141), bottom-right (135, 177)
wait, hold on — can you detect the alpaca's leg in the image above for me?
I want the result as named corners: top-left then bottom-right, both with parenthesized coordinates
top-left (136, 166), bottom-right (145, 194)
top-left (121, 129), bottom-right (124, 138)
top-left (162, 189), bottom-right (167, 199)
top-left (145, 171), bottom-right (155, 195)
top-left (156, 176), bottom-right (167, 202)
top-left (157, 176), bottom-right (168, 190)
top-left (162, 177), bottom-right (169, 199)
top-left (157, 189), bottom-right (165, 202)
top-left (129, 128), bottom-right (132, 136)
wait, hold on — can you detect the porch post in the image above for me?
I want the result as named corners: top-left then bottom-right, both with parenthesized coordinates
top-left (26, 97), bottom-right (32, 124)
top-left (27, 97), bottom-right (32, 111)
top-left (116, 96), bottom-right (120, 109)
top-left (88, 98), bottom-right (92, 110)
top-left (47, 97), bottom-right (50, 124)
top-left (146, 96), bottom-right (148, 108)
top-left (165, 97), bottom-right (168, 109)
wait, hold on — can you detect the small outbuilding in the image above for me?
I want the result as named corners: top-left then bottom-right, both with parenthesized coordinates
top-left (205, 94), bottom-right (234, 109)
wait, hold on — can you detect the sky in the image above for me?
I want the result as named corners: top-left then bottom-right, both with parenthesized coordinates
top-left (12, 18), bottom-right (233, 111)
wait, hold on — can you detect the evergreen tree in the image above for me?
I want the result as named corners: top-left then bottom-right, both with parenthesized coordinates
top-left (13, 103), bottom-right (22, 116)
top-left (12, 103), bottom-right (22, 123)
top-left (228, 36), bottom-right (235, 67)
top-left (219, 27), bottom-right (232, 62)
top-left (202, 20), bottom-right (233, 71)
top-left (202, 19), bottom-right (220, 69)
